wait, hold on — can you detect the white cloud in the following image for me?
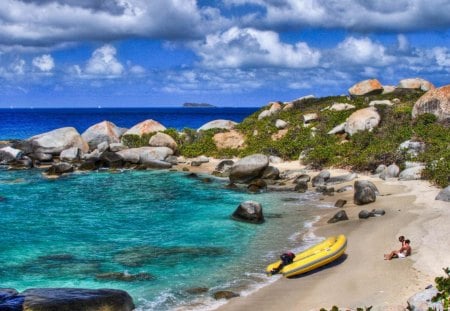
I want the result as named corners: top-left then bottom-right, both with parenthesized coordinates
top-left (432, 47), bottom-right (450, 67)
top-left (32, 54), bottom-right (55, 72)
top-left (85, 45), bottom-right (124, 77)
top-left (193, 27), bottom-right (321, 68)
top-left (228, 0), bottom-right (450, 32)
top-left (0, 0), bottom-right (227, 49)
top-left (333, 36), bottom-right (395, 66)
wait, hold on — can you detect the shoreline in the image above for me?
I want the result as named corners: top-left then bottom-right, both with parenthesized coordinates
top-left (174, 159), bottom-right (449, 311)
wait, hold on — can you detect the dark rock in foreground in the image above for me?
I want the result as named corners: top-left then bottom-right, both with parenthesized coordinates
top-left (232, 201), bottom-right (264, 224)
top-left (354, 180), bottom-right (378, 205)
top-left (327, 210), bottom-right (349, 223)
top-left (0, 288), bottom-right (134, 311)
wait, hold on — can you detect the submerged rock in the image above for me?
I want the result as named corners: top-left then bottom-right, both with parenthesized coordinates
top-left (95, 272), bottom-right (154, 282)
top-left (12, 288), bottom-right (135, 311)
top-left (213, 290), bottom-right (239, 300)
top-left (46, 162), bottom-right (74, 176)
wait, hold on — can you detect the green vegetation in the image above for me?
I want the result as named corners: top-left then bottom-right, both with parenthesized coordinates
top-left (120, 90), bottom-right (449, 187)
top-left (430, 268), bottom-right (450, 311)
top-left (320, 306), bottom-right (372, 311)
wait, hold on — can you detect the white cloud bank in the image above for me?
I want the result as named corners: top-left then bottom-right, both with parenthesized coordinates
top-left (193, 27), bottom-right (321, 68)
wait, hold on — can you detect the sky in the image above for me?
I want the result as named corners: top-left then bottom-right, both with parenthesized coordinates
top-left (0, 0), bottom-right (449, 108)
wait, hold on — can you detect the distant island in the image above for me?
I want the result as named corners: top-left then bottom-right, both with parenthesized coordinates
top-left (183, 103), bottom-right (216, 108)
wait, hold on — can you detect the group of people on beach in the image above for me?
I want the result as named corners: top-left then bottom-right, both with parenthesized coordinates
top-left (384, 235), bottom-right (411, 260)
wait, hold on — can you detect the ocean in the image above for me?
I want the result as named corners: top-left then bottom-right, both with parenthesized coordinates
top-left (0, 107), bottom-right (258, 140)
top-left (0, 108), bottom-right (332, 310)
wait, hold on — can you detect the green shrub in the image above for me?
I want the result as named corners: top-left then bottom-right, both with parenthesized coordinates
top-left (121, 133), bottom-right (155, 148)
top-left (430, 267), bottom-right (450, 310)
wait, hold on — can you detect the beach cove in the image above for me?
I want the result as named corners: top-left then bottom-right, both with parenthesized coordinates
top-left (1, 78), bottom-right (449, 310)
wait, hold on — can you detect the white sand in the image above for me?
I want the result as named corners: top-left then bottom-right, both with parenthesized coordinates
top-left (174, 159), bottom-right (450, 311)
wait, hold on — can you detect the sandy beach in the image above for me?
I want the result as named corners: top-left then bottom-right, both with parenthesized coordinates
top-left (177, 159), bottom-right (450, 311)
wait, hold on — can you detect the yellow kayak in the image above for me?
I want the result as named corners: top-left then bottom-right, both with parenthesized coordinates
top-left (266, 234), bottom-right (347, 278)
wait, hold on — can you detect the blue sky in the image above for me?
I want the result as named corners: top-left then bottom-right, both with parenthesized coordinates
top-left (0, 0), bottom-right (449, 108)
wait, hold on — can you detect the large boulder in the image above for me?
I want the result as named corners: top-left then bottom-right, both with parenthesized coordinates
top-left (326, 172), bottom-right (358, 185)
top-left (123, 119), bottom-right (166, 136)
top-left (311, 170), bottom-right (330, 187)
top-left (197, 119), bottom-right (237, 131)
top-left (60, 147), bottom-right (82, 162)
top-left (213, 130), bottom-right (245, 150)
top-left (348, 79), bottom-right (383, 96)
top-left (28, 127), bottom-right (88, 155)
top-left (117, 147), bottom-right (173, 164)
top-left (100, 152), bottom-right (124, 169)
top-left (212, 159), bottom-right (234, 177)
top-left (398, 78), bottom-right (435, 91)
top-left (412, 85), bottom-right (450, 122)
top-left (436, 186), bottom-right (450, 202)
top-left (407, 286), bottom-right (442, 311)
top-left (344, 107), bottom-right (380, 136)
top-left (148, 132), bottom-right (178, 151)
top-left (0, 288), bottom-right (134, 311)
top-left (380, 164), bottom-right (400, 180)
top-left (231, 201), bottom-right (264, 224)
top-left (81, 121), bottom-right (122, 150)
top-left (0, 146), bottom-right (22, 164)
top-left (354, 180), bottom-right (378, 205)
top-left (229, 154), bottom-right (269, 184)
top-left (399, 166), bottom-right (425, 181)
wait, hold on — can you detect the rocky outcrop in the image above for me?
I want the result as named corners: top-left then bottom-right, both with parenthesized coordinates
top-left (348, 79), bottom-right (383, 96)
top-left (229, 154), bottom-right (269, 184)
top-left (436, 186), bottom-right (450, 202)
top-left (261, 166), bottom-right (280, 180)
top-left (344, 107), bottom-right (380, 136)
top-left (213, 160), bottom-right (234, 177)
top-left (213, 130), bottom-right (245, 149)
top-left (354, 180), bottom-right (378, 205)
top-left (100, 152), bottom-right (124, 168)
top-left (213, 290), bottom-right (239, 300)
top-left (275, 119), bottom-right (288, 129)
top-left (303, 113), bottom-right (318, 125)
top-left (0, 146), bottom-right (22, 164)
top-left (326, 173), bottom-right (357, 185)
top-left (81, 121), bottom-right (122, 150)
top-left (412, 85), bottom-right (450, 122)
top-left (0, 288), bottom-right (134, 311)
top-left (231, 201), bottom-right (264, 224)
top-left (197, 119), bottom-right (237, 131)
top-left (28, 127), bottom-right (88, 155)
top-left (148, 132), bottom-right (178, 151)
top-left (123, 119), bottom-right (166, 137)
top-left (398, 78), bottom-right (435, 91)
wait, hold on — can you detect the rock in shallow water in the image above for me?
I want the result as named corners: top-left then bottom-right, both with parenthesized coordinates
top-left (231, 201), bottom-right (264, 224)
top-left (95, 272), bottom-right (154, 282)
top-left (0, 288), bottom-right (134, 311)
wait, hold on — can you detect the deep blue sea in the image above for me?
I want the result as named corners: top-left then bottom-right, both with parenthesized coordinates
top-left (0, 107), bottom-right (332, 310)
top-left (0, 107), bottom-right (258, 140)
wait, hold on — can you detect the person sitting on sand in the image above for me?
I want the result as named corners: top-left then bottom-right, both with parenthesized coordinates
top-left (384, 239), bottom-right (411, 260)
top-left (270, 251), bottom-right (295, 274)
top-left (398, 235), bottom-right (406, 248)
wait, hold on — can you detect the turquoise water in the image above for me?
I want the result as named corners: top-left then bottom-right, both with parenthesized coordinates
top-left (0, 168), bottom-right (331, 310)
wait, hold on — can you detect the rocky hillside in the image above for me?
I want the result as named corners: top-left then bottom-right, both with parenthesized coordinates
top-left (175, 78), bottom-right (450, 187)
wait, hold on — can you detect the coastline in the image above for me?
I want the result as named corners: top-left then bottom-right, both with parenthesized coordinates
top-left (175, 160), bottom-right (450, 311)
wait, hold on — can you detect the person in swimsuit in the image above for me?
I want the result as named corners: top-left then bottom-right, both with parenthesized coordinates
top-left (384, 239), bottom-right (411, 260)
